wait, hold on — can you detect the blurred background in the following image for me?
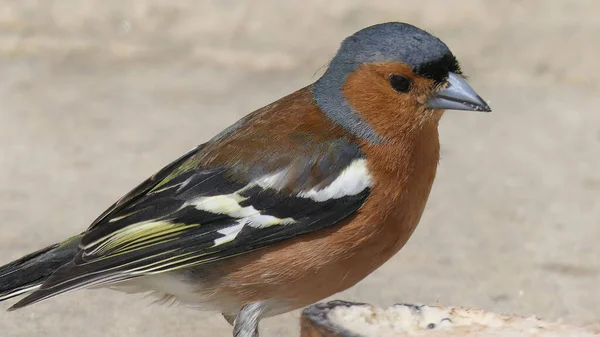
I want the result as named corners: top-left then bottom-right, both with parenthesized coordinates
top-left (0, 1), bottom-right (598, 336)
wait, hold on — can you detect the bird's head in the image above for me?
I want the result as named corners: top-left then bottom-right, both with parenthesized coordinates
top-left (314, 22), bottom-right (491, 142)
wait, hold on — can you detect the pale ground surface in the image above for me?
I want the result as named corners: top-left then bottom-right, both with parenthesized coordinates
top-left (0, 1), bottom-right (599, 336)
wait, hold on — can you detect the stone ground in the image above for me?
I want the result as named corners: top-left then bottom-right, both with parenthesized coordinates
top-left (0, 1), bottom-right (599, 336)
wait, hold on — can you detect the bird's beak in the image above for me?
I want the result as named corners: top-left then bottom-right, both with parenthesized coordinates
top-left (427, 73), bottom-right (491, 112)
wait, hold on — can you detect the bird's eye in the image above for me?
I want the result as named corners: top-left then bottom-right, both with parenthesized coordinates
top-left (389, 75), bottom-right (412, 93)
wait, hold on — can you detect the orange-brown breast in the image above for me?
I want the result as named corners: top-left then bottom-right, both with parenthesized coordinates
top-left (198, 130), bottom-right (440, 314)
top-left (195, 78), bottom-right (442, 314)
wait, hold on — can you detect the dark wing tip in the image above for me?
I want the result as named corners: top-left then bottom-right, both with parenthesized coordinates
top-left (7, 291), bottom-right (44, 311)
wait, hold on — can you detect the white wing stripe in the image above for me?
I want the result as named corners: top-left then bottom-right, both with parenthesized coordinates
top-left (298, 159), bottom-right (372, 202)
top-left (213, 222), bottom-right (245, 246)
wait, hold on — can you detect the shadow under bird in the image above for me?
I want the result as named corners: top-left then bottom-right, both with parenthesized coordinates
top-left (0, 22), bottom-right (490, 337)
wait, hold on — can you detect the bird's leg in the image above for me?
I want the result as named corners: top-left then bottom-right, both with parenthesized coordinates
top-left (232, 302), bottom-right (264, 337)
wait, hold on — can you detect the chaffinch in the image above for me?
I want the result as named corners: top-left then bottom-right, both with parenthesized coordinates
top-left (0, 22), bottom-right (490, 337)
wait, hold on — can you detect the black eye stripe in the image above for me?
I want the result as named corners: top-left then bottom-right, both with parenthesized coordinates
top-left (389, 75), bottom-right (412, 93)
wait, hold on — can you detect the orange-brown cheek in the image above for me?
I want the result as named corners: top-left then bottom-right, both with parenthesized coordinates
top-left (341, 64), bottom-right (431, 139)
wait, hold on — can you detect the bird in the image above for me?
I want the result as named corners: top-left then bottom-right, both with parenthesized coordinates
top-left (0, 22), bottom-right (490, 337)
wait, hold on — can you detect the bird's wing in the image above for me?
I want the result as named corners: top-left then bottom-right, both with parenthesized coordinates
top-left (13, 139), bottom-right (371, 308)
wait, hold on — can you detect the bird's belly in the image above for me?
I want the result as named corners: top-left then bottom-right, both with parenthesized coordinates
top-left (107, 273), bottom-right (242, 314)
top-left (179, 224), bottom-right (409, 317)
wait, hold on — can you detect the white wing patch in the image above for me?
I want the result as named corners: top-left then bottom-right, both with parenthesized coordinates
top-left (244, 215), bottom-right (295, 228)
top-left (214, 222), bottom-right (245, 246)
top-left (186, 194), bottom-right (252, 217)
top-left (213, 214), bottom-right (295, 247)
top-left (192, 159), bottom-right (369, 247)
top-left (249, 170), bottom-right (288, 190)
top-left (206, 159), bottom-right (370, 248)
top-left (184, 193), bottom-right (297, 247)
top-left (298, 159), bottom-right (372, 202)
top-left (186, 194), bottom-right (293, 229)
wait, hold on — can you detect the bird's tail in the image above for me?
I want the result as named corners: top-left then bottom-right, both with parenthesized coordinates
top-left (0, 234), bottom-right (81, 305)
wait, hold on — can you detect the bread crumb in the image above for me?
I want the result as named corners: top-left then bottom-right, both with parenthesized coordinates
top-left (327, 304), bottom-right (598, 337)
